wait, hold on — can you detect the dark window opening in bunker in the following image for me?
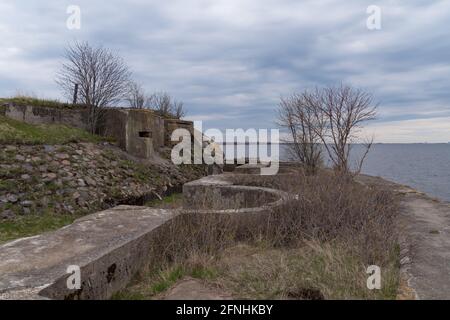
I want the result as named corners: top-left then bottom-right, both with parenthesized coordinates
top-left (139, 131), bottom-right (152, 138)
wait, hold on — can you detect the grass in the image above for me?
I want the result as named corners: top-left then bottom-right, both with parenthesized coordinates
top-left (215, 242), bottom-right (399, 300)
top-left (0, 115), bottom-right (103, 144)
top-left (0, 213), bottom-right (80, 245)
top-left (144, 193), bottom-right (183, 208)
top-left (115, 241), bottom-right (399, 300)
top-left (0, 97), bottom-right (81, 109)
top-left (112, 262), bottom-right (218, 300)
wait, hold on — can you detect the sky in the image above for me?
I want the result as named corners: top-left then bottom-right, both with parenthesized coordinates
top-left (1, 0), bottom-right (450, 143)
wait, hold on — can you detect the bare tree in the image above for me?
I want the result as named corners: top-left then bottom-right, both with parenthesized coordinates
top-left (278, 92), bottom-right (325, 174)
top-left (173, 100), bottom-right (186, 118)
top-left (279, 85), bottom-right (377, 175)
top-left (147, 92), bottom-right (172, 117)
top-left (56, 41), bottom-right (131, 133)
top-left (146, 91), bottom-right (186, 119)
top-left (126, 81), bottom-right (146, 109)
top-left (313, 84), bottom-right (377, 175)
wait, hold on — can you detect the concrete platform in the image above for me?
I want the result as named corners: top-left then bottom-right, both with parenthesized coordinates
top-left (0, 206), bottom-right (179, 300)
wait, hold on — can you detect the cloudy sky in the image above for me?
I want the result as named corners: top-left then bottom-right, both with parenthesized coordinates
top-left (1, 0), bottom-right (450, 142)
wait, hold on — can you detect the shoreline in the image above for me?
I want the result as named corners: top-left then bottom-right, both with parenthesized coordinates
top-left (357, 173), bottom-right (450, 300)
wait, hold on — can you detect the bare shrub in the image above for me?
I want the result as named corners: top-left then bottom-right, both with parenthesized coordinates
top-left (263, 173), bottom-right (398, 265)
top-left (147, 92), bottom-right (186, 119)
top-left (56, 41), bottom-right (131, 133)
top-left (173, 100), bottom-right (186, 119)
top-left (278, 93), bottom-right (325, 174)
top-left (280, 85), bottom-right (377, 175)
top-left (126, 81), bottom-right (146, 109)
top-left (314, 85), bottom-right (377, 175)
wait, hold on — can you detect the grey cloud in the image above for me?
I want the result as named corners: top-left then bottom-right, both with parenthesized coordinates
top-left (1, 0), bottom-right (450, 141)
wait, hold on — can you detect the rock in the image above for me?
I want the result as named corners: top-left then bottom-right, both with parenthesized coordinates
top-left (75, 150), bottom-right (83, 155)
top-left (1, 209), bottom-right (15, 220)
top-left (85, 177), bottom-right (97, 186)
top-left (77, 179), bottom-right (86, 187)
top-left (41, 197), bottom-right (49, 207)
top-left (39, 165), bottom-right (48, 172)
top-left (22, 164), bottom-right (33, 172)
top-left (43, 145), bottom-right (55, 153)
top-left (20, 200), bottom-right (34, 207)
top-left (61, 160), bottom-right (71, 166)
top-left (31, 156), bottom-right (41, 162)
top-left (15, 155), bottom-right (25, 161)
top-left (20, 174), bottom-right (31, 180)
top-left (63, 204), bottom-right (75, 214)
top-left (22, 207), bottom-right (31, 215)
top-left (68, 181), bottom-right (77, 188)
top-left (5, 146), bottom-right (17, 152)
top-left (46, 173), bottom-right (57, 180)
top-left (72, 192), bottom-right (80, 199)
top-left (0, 164), bottom-right (11, 170)
top-left (6, 194), bottom-right (18, 203)
top-left (55, 153), bottom-right (69, 160)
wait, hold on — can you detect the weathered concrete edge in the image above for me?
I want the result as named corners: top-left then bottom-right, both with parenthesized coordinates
top-left (183, 174), bottom-right (290, 214)
top-left (0, 206), bottom-right (181, 300)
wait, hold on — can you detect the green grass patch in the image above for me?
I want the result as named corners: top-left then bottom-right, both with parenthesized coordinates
top-left (215, 242), bottom-right (399, 300)
top-left (0, 213), bottom-right (80, 244)
top-left (0, 97), bottom-right (81, 109)
top-left (150, 266), bottom-right (185, 294)
top-left (0, 115), bottom-right (103, 145)
top-left (144, 193), bottom-right (183, 207)
top-left (112, 263), bottom-right (219, 300)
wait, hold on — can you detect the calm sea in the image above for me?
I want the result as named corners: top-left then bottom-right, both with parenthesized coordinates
top-left (220, 143), bottom-right (450, 202)
top-left (281, 143), bottom-right (450, 202)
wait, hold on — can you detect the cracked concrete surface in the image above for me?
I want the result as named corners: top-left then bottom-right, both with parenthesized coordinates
top-left (0, 205), bottom-right (179, 299)
top-left (398, 191), bottom-right (450, 299)
top-left (358, 174), bottom-right (450, 300)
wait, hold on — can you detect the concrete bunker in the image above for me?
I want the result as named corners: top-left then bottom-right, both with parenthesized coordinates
top-left (1, 102), bottom-right (195, 160)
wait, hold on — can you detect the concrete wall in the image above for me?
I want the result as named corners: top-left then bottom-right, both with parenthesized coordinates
top-left (0, 206), bottom-right (179, 300)
top-left (182, 174), bottom-right (288, 214)
top-left (2, 103), bottom-right (194, 159)
top-left (100, 109), bottom-right (164, 159)
top-left (164, 119), bottom-right (194, 147)
top-left (2, 103), bottom-right (87, 129)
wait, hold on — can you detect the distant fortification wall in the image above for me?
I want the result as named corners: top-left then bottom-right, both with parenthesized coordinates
top-left (2, 103), bottom-right (86, 129)
top-left (2, 103), bottom-right (194, 159)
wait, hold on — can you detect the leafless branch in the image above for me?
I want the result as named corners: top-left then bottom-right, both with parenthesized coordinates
top-left (56, 41), bottom-right (131, 133)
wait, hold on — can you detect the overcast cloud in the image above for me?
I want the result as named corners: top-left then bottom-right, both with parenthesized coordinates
top-left (1, 0), bottom-right (450, 142)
